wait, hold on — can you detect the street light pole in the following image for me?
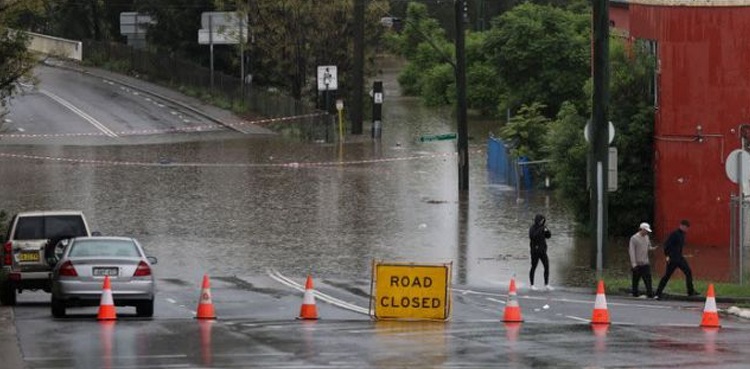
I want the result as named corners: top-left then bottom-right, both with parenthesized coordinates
top-left (591, 0), bottom-right (610, 277)
top-left (455, 0), bottom-right (469, 193)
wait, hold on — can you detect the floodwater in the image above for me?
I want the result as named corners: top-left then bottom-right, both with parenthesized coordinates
top-left (0, 57), bottom-right (725, 288)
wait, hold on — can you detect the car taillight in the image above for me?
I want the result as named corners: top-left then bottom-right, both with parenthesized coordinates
top-left (133, 261), bottom-right (151, 277)
top-left (58, 260), bottom-right (78, 277)
top-left (3, 241), bottom-right (11, 266)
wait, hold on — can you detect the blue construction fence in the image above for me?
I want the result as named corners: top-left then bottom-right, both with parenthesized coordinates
top-left (487, 136), bottom-right (533, 189)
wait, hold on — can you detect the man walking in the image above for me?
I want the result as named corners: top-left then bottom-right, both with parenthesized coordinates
top-left (654, 219), bottom-right (699, 299)
top-left (629, 222), bottom-right (656, 298)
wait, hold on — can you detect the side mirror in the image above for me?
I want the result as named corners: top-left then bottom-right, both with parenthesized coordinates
top-left (92, 231), bottom-right (102, 236)
top-left (147, 256), bottom-right (158, 265)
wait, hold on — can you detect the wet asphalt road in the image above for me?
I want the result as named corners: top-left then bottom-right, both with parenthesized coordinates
top-left (9, 273), bottom-right (750, 368)
top-left (1, 63), bottom-right (748, 368)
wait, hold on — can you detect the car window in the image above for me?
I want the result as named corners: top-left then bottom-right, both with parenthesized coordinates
top-left (68, 240), bottom-right (140, 258)
top-left (15, 217), bottom-right (45, 239)
top-left (14, 215), bottom-right (87, 240)
top-left (43, 216), bottom-right (88, 239)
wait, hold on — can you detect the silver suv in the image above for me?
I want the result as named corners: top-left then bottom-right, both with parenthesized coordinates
top-left (1, 211), bottom-right (92, 305)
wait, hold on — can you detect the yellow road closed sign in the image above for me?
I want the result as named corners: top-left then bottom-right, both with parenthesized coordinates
top-left (371, 261), bottom-right (452, 321)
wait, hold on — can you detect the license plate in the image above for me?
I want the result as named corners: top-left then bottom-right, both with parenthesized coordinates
top-left (19, 251), bottom-right (40, 262)
top-left (93, 267), bottom-right (119, 277)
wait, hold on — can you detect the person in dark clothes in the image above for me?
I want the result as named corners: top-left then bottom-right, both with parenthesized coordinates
top-left (629, 222), bottom-right (657, 298)
top-left (654, 219), bottom-right (699, 299)
top-left (529, 214), bottom-right (552, 291)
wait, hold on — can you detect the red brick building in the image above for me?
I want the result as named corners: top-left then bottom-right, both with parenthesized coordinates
top-left (610, 0), bottom-right (750, 248)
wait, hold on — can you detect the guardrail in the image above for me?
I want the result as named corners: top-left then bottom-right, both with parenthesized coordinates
top-left (26, 31), bottom-right (82, 61)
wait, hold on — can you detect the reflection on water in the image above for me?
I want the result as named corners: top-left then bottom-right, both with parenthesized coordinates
top-left (373, 320), bottom-right (447, 368)
top-left (0, 62), bottom-right (733, 287)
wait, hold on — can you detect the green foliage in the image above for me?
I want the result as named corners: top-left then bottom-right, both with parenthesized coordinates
top-left (391, 2), bottom-right (446, 60)
top-left (544, 101), bottom-right (589, 223)
top-left (397, 40), bottom-right (452, 97)
top-left (484, 2), bottom-right (590, 117)
top-left (391, 6), bottom-right (500, 114)
top-left (0, 1), bottom-right (42, 115)
top-left (498, 102), bottom-right (550, 159)
top-left (466, 62), bottom-right (499, 115)
top-left (420, 63), bottom-right (453, 106)
top-left (542, 38), bottom-right (656, 237)
top-left (606, 38), bottom-right (656, 236)
top-left (44, 0), bottom-right (112, 40)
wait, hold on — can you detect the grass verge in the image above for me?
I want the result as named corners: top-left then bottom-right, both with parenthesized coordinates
top-left (602, 274), bottom-right (750, 299)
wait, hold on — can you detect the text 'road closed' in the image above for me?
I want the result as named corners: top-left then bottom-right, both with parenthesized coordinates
top-left (372, 262), bottom-right (451, 320)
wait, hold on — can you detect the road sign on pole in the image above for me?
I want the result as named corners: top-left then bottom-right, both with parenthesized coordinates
top-left (317, 66), bottom-right (338, 91)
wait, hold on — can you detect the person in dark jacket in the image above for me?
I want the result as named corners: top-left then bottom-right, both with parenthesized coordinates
top-left (529, 214), bottom-right (552, 291)
top-left (654, 219), bottom-right (699, 299)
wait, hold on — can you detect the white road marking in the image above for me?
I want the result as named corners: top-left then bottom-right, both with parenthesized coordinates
top-left (39, 89), bottom-right (118, 137)
top-left (486, 297), bottom-right (506, 305)
top-left (165, 298), bottom-right (177, 304)
top-left (265, 268), bottom-right (370, 315)
top-left (452, 287), bottom-right (672, 310)
top-left (565, 315), bottom-right (590, 323)
top-left (26, 354), bottom-right (188, 361)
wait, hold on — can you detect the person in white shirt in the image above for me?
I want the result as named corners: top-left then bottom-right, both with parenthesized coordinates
top-left (629, 222), bottom-right (657, 298)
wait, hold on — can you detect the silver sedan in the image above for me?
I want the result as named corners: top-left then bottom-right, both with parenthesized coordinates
top-left (50, 237), bottom-right (157, 318)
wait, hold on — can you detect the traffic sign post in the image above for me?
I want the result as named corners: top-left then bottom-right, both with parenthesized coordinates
top-left (726, 148), bottom-right (750, 284)
top-left (198, 11), bottom-right (247, 90)
top-left (317, 65), bottom-right (338, 113)
top-left (372, 81), bottom-right (383, 139)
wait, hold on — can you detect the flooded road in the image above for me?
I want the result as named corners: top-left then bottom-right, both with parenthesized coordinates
top-left (0, 60), bottom-right (639, 290)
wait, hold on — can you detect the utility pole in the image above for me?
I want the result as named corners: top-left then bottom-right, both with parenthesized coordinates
top-left (591, 0), bottom-right (610, 277)
top-left (455, 0), bottom-right (469, 192)
top-left (352, 0), bottom-right (365, 135)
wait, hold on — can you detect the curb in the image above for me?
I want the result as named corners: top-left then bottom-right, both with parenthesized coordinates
top-left (616, 287), bottom-right (750, 304)
top-left (0, 307), bottom-right (27, 369)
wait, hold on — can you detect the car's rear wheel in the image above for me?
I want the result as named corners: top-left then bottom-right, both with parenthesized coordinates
top-left (136, 300), bottom-right (154, 317)
top-left (0, 281), bottom-right (16, 306)
top-left (51, 297), bottom-right (66, 318)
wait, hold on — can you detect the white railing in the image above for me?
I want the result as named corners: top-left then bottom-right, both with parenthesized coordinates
top-left (25, 31), bottom-right (82, 61)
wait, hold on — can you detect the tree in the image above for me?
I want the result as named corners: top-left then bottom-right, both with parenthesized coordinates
top-left (389, 3), bottom-right (499, 113)
top-left (498, 102), bottom-right (550, 159)
top-left (484, 2), bottom-right (590, 117)
top-left (135, 0), bottom-right (215, 62)
top-left (0, 1), bottom-right (43, 115)
top-left (45, 0), bottom-right (109, 41)
top-left (544, 38), bottom-right (655, 236)
top-left (232, 0), bottom-right (389, 103)
top-left (605, 38), bottom-right (656, 236)
top-left (544, 101), bottom-right (588, 223)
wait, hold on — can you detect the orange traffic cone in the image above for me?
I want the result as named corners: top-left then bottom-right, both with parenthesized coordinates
top-left (502, 277), bottom-right (523, 322)
top-left (700, 284), bottom-right (721, 328)
top-left (298, 275), bottom-right (319, 320)
top-left (590, 280), bottom-right (610, 325)
top-left (97, 275), bottom-right (117, 320)
top-left (196, 274), bottom-right (217, 320)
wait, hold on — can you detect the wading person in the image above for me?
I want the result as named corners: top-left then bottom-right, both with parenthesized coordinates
top-left (529, 214), bottom-right (552, 291)
top-left (654, 219), bottom-right (699, 299)
top-left (629, 222), bottom-right (657, 298)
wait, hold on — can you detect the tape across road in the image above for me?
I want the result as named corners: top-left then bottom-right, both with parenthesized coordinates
top-left (0, 150), bottom-right (479, 169)
top-left (0, 113), bottom-right (325, 139)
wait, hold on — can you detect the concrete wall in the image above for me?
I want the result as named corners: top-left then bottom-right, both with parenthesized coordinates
top-left (26, 31), bottom-right (82, 61)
